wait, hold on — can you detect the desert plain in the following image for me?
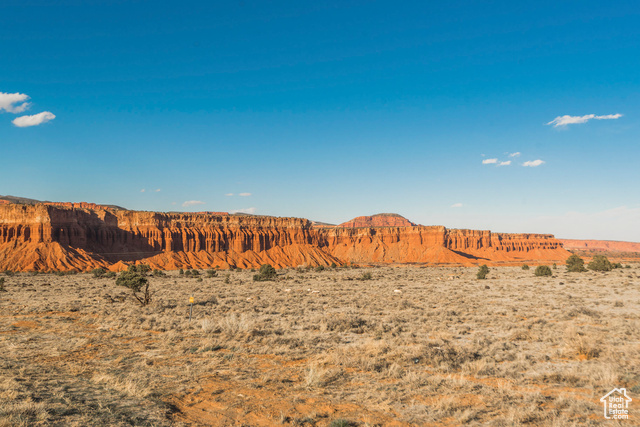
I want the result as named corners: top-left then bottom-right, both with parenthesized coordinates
top-left (1, 263), bottom-right (639, 426)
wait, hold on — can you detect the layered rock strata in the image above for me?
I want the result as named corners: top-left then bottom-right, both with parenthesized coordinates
top-left (0, 204), bottom-right (570, 271)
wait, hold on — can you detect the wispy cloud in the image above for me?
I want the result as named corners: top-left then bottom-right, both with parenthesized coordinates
top-left (508, 152), bottom-right (520, 157)
top-left (239, 192), bottom-right (252, 197)
top-left (451, 203), bottom-right (463, 208)
top-left (498, 161), bottom-right (511, 166)
top-left (547, 113), bottom-right (622, 128)
top-left (482, 158), bottom-right (498, 164)
top-left (182, 200), bottom-right (205, 207)
top-left (523, 159), bottom-right (545, 167)
top-left (155, 189), bottom-right (161, 192)
top-left (225, 193), bottom-right (234, 196)
top-left (140, 189), bottom-right (146, 193)
top-left (230, 207), bottom-right (256, 214)
top-left (12, 111), bottom-right (56, 127)
top-left (0, 92), bottom-right (31, 113)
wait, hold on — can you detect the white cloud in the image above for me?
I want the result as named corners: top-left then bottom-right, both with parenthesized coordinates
top-left (155, 189), bottom-right (161, 192)
top-left (451, 203), bottom-right (463, 208)
top-left (498, 161), bottom-right (511, 166)
top-left (140, 189), bottom-right (146, 193)
top-left (523, 159), bottom-right (545, 167)
top-left (225, 193), bottom-right (234, 196)
top-left (546, 113), bottom-right (622, 127)
top-left (12, 111), bottom-right (56, 127)
top-left (508, 152), bottom-right (521, 157)
top-left (230, 207), bottom-right (256, 214)
top-left (0, 92), bottom-right (31, 113)
top-left (239, 192), bottom-right (252, 197)
top-left (482, 158), bottom-right (498, 164)
top-left (182, 200), bottom-right (205, 207)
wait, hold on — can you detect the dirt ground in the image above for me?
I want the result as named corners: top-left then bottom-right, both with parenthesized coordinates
top-left (1, 264), bottom-right (639, 426)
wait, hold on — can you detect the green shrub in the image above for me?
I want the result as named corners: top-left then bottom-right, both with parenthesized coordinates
top-left (359, 272), bottom-right (373, 281)
top-left (612, 262), bottom-right (623, 269)
top-left (566, 254), bottom-right (587, 272)
top-left (253, 264), bottom-right (277, 281)
top-left (91, 267), bottom-right (107, 278)
top-left (3, 270), bottom-right (15, 277)
top-left (0, 277), bottom-right (6, 292)
top-left (534, 265), bottom-right (552, 277)
top-left (206, 269), bottom-right (217, 278)
top-left (522, 264), bottom-right (530, 270)
top-left (179, 268), bottom-right (184, 275)
top-left (184, 269), bottom-right (200, 277)
top-left (330, 262), bottom-right (337, 269)
top-left (152, 269), bottom-right (166, 277)
top-left (116, 270), bottom-right (151, 306)
top-left (588, 255), bottom-right (612, 272)
top-left (314, 265), bottom-right (325, 272)
top-left (476, 265), bottom-right (489, 280)
top-left (553, 263), bottom-right (557, 269)
top-left (329, 420), bottom-right (357, 427)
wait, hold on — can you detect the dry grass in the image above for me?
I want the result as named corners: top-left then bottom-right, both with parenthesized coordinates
top-left (1, 264), bottom-right (639, 425)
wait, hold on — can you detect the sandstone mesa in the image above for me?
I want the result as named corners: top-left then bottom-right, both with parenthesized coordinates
top-left (0, 202), bottom-right (571, 272)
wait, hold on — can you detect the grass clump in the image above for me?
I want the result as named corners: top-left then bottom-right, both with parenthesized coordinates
top-left (588, 255), bottom-right (612, 272)
top-left (476, 264), bottom-right (489, 280)
top-left (0, 277), bottom-right (6, 292)
top-left (534, 265), bottom-right (552, 277)
top-left (253, 264), bottom-right (277, 281)
top-left (566, 254), bottom-right (587, 272)
top-left (206, 269), bottom-right (217, 278)
top-left (521, 264), bottom-right (530, 270)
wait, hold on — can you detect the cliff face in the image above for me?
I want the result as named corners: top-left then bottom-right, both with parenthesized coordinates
top-left (338, 214), bottom-right (416, 228)
top-left (0, 204), bottom-right (570, 271)
top-left (559, 239), bottom-right (640, 253)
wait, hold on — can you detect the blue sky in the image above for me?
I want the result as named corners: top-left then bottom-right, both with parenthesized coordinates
top-left (1, 0), bottom-right (639, 240)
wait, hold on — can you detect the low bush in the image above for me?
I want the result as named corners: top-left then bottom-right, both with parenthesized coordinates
top-left (566, 254), bottom-right (586, 272)
top-left (476, 265), bottom-right (489, 280)
top-left (522, 264), bottom-right (530, 270)
top-left (253, 264), bottom-right (277, 281)
top-left (91, 268), bottom-right (107, 278)
top-left (206, 269), bottom-right (217, 278)
top-left (588, 255), bottom-right (612, 272)
top-left (116, 269), bottom-right (151, 306)
top-left (359, 272), bottom-right (373, 281)
top-left (535, 265), bottom-right (552, 277)
top-left (0, 277), bottom-right (6, 292)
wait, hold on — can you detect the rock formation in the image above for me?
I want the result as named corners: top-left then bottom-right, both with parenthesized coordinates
top-left (0, 203), bottom-right (570, 271)
top-left (559, 239), bottom-right (640, 253)
top-left (338, 213), bottom-right (416, 228)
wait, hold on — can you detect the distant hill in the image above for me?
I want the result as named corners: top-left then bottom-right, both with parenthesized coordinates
top-left (559, 239), bottom-right (640, 253)
top-left (0, 195), bottom-right (126, 210)
top-left (338, 213), bottom-right (416, 228)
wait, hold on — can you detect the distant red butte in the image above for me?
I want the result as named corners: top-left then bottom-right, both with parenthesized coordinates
top-left (0, 203), bottom-right (570, 272)
top-left (559, 239), bottom-right (640, 253)
top-left (338, 213), bottom-right (416, 228)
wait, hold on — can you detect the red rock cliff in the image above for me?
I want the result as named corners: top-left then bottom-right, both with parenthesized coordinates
top-left (559, 239), bottom-right (640, 253)
top-left (0, 204), bottom-right (570, 271)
